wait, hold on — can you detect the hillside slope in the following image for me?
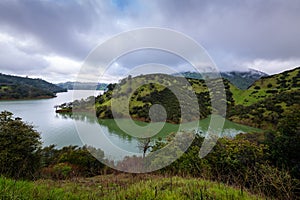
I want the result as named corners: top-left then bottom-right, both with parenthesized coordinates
top-left (63, 67), bottom-right (299, 129)
top-left (0, 73), bottom-right (66, 100)
top-left (228, 67), bottom-right (300, 129)
top-left (93, 74), bottom-right (217, 123)
top-left (231, 67), bottom-right (300, 105)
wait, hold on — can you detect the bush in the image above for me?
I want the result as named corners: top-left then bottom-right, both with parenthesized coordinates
top-left (39, 145), bottom-right (106, 179)
top-left (266, 89), bottom-right (277, 94)
top-left (0, 111), bottom-right (41, 179)
top-left (52, 163), bottom-right (73, 179)
top-left (267, 83), bottom-right (273, 88)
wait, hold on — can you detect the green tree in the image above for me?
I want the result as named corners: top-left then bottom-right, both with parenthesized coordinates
top-left (269, 105), bottom-right (300, 178)
top-left (0, 111), bottom-right (41, 179)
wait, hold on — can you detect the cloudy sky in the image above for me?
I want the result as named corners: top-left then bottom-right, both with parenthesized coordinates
top-left (0, 0), bottom-right (299, 83)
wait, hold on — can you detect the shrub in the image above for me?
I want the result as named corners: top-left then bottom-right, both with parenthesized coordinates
top-left (0, 111), bottom-right (41, 179)
top-left (52, 163), bottom-right (73, 179)
top-left (267, 83), bottom-right (273, 88)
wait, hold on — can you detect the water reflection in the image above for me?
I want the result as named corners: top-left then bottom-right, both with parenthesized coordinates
top-left (55, 112), bottom-right (261, 160)
top-left (58, 112), bottom-right (261, 143)
top-left (57, 112), bottom-right (179, 142)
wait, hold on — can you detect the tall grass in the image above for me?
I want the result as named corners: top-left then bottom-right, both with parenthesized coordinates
top-left (0, 176), bottom-right (81, 199)
top-left (102, 176), bottom-right (263, 200)
top-left (0, 175), bottom-right (263, 200)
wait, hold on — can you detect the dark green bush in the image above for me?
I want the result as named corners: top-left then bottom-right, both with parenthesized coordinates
top-left (0, 111), bottom-right (41, 179)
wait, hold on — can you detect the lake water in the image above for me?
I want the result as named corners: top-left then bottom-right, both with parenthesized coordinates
top-left (0, 90), bottom-right (102, 147)
top-left (0, 90), bottom-right (260, 160)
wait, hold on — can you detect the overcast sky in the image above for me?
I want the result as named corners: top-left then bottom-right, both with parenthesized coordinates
top-left (0, 0), bottom-right (299, 83)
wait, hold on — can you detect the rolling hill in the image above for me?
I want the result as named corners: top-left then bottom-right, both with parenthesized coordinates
top-left (228, 67), bottom-right (300, 128)
top-left (0, 73), bottom-right (66, 100)
top-left (229, 67), bottom-right (300, 105)
top-left (61, 67), bottom-right (299, 129)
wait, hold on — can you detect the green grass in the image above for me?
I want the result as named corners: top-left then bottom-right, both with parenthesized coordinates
top-left (0, 174), bottom-right (263, 200)
top-left (0, 176), bottom-right (80, 199)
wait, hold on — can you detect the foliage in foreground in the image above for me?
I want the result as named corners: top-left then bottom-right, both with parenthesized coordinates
top-left (39, 145), bottom-right (107, 179)
top-left (0, 111), bottom-right (41, 179)
top-left (150, 107), bottom-right (300, 199)
top-left (0, 108), bottom-right (299, 199)
top-left (0, 174), bottom-right (262, 200)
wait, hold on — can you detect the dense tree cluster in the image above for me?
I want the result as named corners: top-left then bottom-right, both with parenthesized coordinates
top-left (0, 84), bottom-right (55, 99)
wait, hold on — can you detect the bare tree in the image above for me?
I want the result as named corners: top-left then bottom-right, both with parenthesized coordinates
top-left (137, 137), bottom-right (152, 158)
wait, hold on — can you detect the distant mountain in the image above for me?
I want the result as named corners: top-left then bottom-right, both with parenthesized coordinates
top-left (174, 69), bottom-right (268, 89)
top-left (221, 69), bottom-right (268, 90)
top-left (57, 82), bottom-right (108, 90)
top-left (0, 73), bottom-right (66, 100)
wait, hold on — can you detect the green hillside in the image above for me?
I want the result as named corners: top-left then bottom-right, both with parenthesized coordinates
top-left (227, 67), bottom-right (300, 129)
top-left (93, 74), bottom-right (214, 123)
top-left (231, 67), bottom-right (300, 105)
top-left (0, 73), bottom-right (66, 100)
top-left (64, 67), bottom-right (299, 130)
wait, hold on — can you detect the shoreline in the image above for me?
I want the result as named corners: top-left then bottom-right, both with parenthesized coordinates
top-left (0, 95), bottom-right (56, 101)
top-left (0, 90), bottom-right (69, 101)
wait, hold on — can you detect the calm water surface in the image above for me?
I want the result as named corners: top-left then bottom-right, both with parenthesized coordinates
top-left (0, 90), bottom-right (101, 147)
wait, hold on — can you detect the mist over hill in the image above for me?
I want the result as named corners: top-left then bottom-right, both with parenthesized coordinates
top-left (56, 82), bottom-right (107, 90)
top-left (174, 68), bottom-right (268, 89)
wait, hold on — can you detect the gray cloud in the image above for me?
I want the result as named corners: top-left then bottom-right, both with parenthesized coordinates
top-left (0, 39), bottom-right (48, 72)
top-left (0, 0), bottom-right (299, 82)
top-left (0, 0), bottom-right (99, 59)
top-left (152, 0), bottom-right (300, 61)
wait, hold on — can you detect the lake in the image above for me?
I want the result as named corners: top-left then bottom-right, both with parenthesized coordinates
top-left (0, 90), bottom-right (260, 160)
top-left (0, 90), bottom-right (102, 147)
